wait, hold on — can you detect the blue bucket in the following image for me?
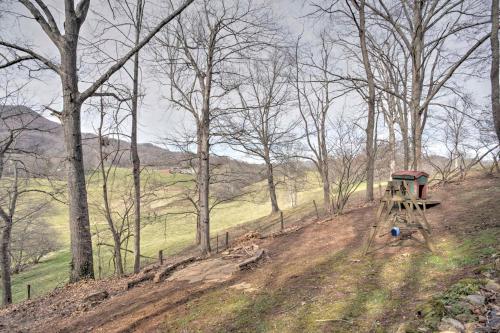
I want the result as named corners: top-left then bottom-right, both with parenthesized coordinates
top-left (391, 227), bottom-right (401, 237)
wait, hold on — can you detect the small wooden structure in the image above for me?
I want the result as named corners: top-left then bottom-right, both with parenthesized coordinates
top-left (364, 173), bottom-right (439, 255)
top-left (391, 171), bottom-right (429, 199)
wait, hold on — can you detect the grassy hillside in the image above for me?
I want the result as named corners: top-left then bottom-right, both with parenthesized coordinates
top-left (10, 168), bottom-right (340, 303)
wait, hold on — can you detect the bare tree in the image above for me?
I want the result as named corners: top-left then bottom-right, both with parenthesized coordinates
top-left (329, 116), bottom-right (366, 214)
top-left (0, 103), bottom-right (57, 305)
top-left (364, 0), bottom-right (490, 170)
top-left (221, 49), bottom-right (296, 214)
top-left (492, 0), bottom-right (500, 144)
top-left (93, 96), bottom-right (127, 275)
top-left (293, 32), bottom-right (344, 214)
top-left (313, 0), bottom-right (491, 170)
top-left (101, 0), bottom-right (147, 274)
top-left (152, 0), bottom-right (274, 254)
top-left (10, 211), bottom-right (60, 274)
top-left (425, 99), bottom-right (499, 184)
top-left (279, 153), bottom-right (308, 208)
top-left (0, 0), bottom-right (193, 281)
top-left (345, 0), bottom-right (376, 201)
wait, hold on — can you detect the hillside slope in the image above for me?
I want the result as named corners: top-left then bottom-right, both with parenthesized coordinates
top-left (0, 105), bottom-right (241, 169)
top-left (0, 172), bottom-right (498, 332)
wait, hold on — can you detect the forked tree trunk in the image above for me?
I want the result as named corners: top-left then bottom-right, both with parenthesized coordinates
top-left (57, 11), bottom-right (94, 281)
top-left (492, 0), bottom-right (500, 144)
top-left (1, 216), bottom-right (13, 305)
top-left (62, 98), bottom-right (94, 281)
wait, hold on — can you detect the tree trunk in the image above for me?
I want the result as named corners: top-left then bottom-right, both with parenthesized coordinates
top-left (264, 154), bottom-right (280, 214)
top-left (357, 0), bottom-right (376, 201)
top-left (410, 0), bottom-right (424, 171)
top-left (388, 119), bottom-right (396, 178)
top-left (58, 17), bottom-right (94, 281)
top-left (320, 158), bottom-right (331, 214)
top-left (112, 232), bottom-right (124, 276)
top-left (131, 1), bottom-right (143, 273)
top-left (401, 122), bottom-right (410, 170)
top-left (198, 118), bottom-right (210, 255)
top-left (195, 128), bottom-right (202, 245)
top-left (98, 108), bottom-right (124, 276)
top-left (492, 0), bottom-right (500, 144)
top-left (62, 97), bottom-right (94, 282)
top-left (413, 119), bottom-right (423, 170)
top-left (1, 216), bottom-right (12, 305)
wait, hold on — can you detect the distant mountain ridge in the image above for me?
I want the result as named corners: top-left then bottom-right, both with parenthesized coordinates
top-left (0, 105), bottom-right (194, 170)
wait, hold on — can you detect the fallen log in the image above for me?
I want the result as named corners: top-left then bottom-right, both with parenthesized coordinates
top-left (153, 255), bottom-right (197, 283)
top-left (238, 249), bottom-right (265, 270)
top-left (126, 272), bottom-right (155, 290)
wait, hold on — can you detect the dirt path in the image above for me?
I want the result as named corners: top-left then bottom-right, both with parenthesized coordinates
top-left (1, 173), bottom-right (498, 332)
top-left (39, 201), bottom-right (375, 332)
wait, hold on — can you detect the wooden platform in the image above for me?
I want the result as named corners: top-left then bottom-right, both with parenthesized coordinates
top-left (381, 198), bottom-right (440, 207)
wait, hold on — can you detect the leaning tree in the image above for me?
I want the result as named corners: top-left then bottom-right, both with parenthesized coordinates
top-left (151, 0), bottom-right (275, 254)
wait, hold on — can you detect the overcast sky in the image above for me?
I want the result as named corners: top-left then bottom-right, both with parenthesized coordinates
top-left (0, 0), bottom-right (493, 158)
top-left (0, 0), bottom-right (315, 146)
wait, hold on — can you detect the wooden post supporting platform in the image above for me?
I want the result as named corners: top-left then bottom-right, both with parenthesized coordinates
top-left (364, 181), bottom-right (435, 254)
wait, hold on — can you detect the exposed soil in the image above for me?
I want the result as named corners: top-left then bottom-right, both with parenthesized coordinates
top-left (0, 173), bottom-right (498, 333)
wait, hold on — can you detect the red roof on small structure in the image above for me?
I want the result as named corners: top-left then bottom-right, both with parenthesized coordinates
top-left (391, 170), bottom-right (429, 178)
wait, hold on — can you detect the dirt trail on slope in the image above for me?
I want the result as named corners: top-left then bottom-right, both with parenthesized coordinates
top-left (0, 173), bottom-right (498, 333)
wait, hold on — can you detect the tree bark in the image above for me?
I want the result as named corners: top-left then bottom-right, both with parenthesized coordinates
top-left (195, 128), bottom-right (202, 245)
top-left (62, 87), bottom-right (94, 282)
top-left (56, 4), bottom-right (94, 282)
top-left (1, 216), bottom-right (13, 305)
top-left (356, 0), bottom-right (376, 201)
top-left (198, 117), bottom-right (211, 255)
top-left (132, 0), bottom-right (144, 274)
top-left (388, 118), bottom-right (396, 177)
top-left (401, 121), bottom-right (410, 170)
top-left (264, 155), bottom-right (280, 214)
top-left (320, 160), bottom-right (331, 213)
top-left (410, 0), bottom-right (424, 170)
top-left (492, 0), bottom-right (500, 144)
top-left (319, 111), bottom-right (331, 213)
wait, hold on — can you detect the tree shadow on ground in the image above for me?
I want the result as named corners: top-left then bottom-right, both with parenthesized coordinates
top-left (161, 175), bottom-right (499, 333)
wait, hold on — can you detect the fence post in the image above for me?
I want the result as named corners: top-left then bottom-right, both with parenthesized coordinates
top-left (27, 284), bottom-right (31, 300)
top-left (313, 200), bottom-right (319, 219)
top-left (159, 250), bottom-right (163, 265)
top-left (225, 231), bottom-right (229, 249)
top-left (216, 234), bottom-right (219, 253)
top-left (378, 183), bottom-right (382, 199)
top-left (280, 211), bottom-right (284, 231)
